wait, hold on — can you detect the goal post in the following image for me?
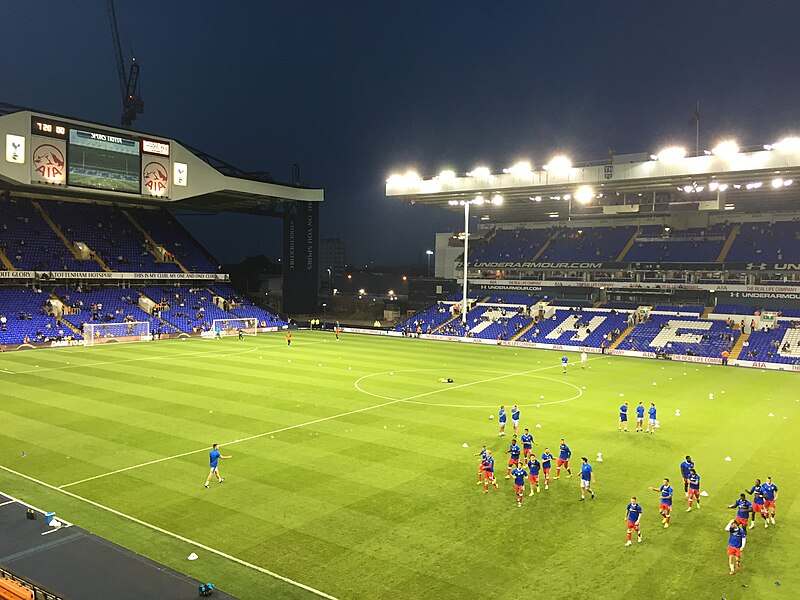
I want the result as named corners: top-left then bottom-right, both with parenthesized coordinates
top-left (83, 321), bottom-right (151, 346)
top-left (211, 318), bottom-right (259, 336)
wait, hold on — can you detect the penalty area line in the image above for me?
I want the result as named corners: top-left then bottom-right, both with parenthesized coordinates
top-left (0, 464), bottom-right (339, 600)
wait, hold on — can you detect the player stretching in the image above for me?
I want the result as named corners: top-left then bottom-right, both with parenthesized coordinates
top-left (645, 403), bottom-right (657, 434)
top-left (635, 402), bottom-right (645, 432)
top-left (579, 457), bottom-right (595, 500)
top-left (498, 405), bottom-right (507, 437)
top-left (520, 428), bottom-right (538, 459)
top-left (625, 497), bottom-right (643, 546)
top-left (580, 350), bottom-right (587, 369)
top-left (725, 519), bottom-right (746, 575)
top-left (481, 451), bottom-right (499, 494)
top-left (286, 332), bottom-right (292, 346)
top-left (541, 448), bottom-right (554, 490)
top-left (744, 479), bottom-right (768, 529)
top-left (729, 494), bottom-right (753, 532)
top-left (680, 455), bottom-right (694, 492)
top-left (511, 464), bottom-right (528, 507)
top-left (686, 468), bottom-right (701, 511)
top-left (761, 477), bottom-right (778, 525)
top-left (561, 354), bottom-right (568, 373)
top-left (527, 456), bottom-right (541, 496)
top-left (555, 438), bottom-right (572, 478)
top-left (511, 404), bottom-right (520, 436)
top-left (204, 443), bottom-right (231, 488)
top-left (618, 401), bottom-right (629, 432)
top-left (505, 438), bottom-right (521, 479)
top-left (474, 445), bottom-right (488, 484)
top-left (650, 478), bottom-right (673, 528)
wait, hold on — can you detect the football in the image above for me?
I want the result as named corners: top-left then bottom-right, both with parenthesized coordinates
top-left (489, 414), bottom-right (494, 420)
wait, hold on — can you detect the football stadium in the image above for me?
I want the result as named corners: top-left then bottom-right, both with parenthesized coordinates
top-left (1, 6), bottom-right (799, 600)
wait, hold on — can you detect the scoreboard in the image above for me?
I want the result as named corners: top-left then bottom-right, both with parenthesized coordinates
top-left (25, 116), bottom-right (176, 198)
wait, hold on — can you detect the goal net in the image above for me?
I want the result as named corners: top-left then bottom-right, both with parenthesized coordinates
top-left (211, 318), bottom-right (259, 336)
top-left (83, 321), bottom-right (151, 346)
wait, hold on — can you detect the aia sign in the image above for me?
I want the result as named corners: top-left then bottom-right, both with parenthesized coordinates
top-left (143, 162), bottom-right (168, 196)
top-left (32, 144), bottom-right (64, 181)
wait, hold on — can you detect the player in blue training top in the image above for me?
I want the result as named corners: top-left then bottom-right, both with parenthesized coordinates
top-left (686, 468), bottom-right (701, 511)
top-left (579, 457), bottom-right (595, 501)
top-left (526, 456), bottom-right (541, 496)
top-left (481, 451), bottom-right (499, 494)
top-left (744, 478), bottom-right (768, 529)
top-left (561, 354), bottom-right (569, 373)
top-left (725, 519), bottom-right (746, 575)
top-left (650, 477), bottom-right (673, 528)
top-left (618, 401), bottom-right (629, 432)
top-left (520, 428), bottom-right (538, 460)
top-left (555, 438), bottom-right (572, 479)
top-left (511, 464), bottom-right (528, 508)
top-left (511, 404), bottom-right (521, 436)
top-left (204, 443), bottom-right (231, 488)
top-left (498, 405), bottom-right (507, 437)
top-left (635, 401), bottom-right (645, 432)
top-left (680, 455), bottom-right (695, 492)
top-left (760, 476), bottom-right (778, 525)
top-left (728, 493), bottom-right (753, 529)
top-left (645, 403), bottom-right (657, 434)
top-left (474, 445), bottom-right (489, 485)
top-left (541, 448), bottom-right (554, 490)
top-left (625, 497), bottom-right (643, 546)
top-left (505, 438), bottom-right (521, 479)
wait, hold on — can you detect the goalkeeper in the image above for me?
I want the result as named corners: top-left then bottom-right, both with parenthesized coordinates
top-left (238, 328), bottom-right (244, 340)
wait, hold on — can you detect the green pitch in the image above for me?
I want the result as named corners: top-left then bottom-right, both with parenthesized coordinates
top-left (0, 332), bottom-right (797, 599)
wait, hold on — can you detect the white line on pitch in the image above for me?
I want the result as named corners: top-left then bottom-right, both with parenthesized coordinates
top-left (0, 465), bottom-right (337, 600)
top-left (60, 359), bottom-right (582, 489)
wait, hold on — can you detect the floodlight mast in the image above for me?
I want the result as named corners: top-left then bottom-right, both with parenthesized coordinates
top-left (107, 0), bottom-right (144, 127)
top-left (461, 200), bottom-right (470, 323)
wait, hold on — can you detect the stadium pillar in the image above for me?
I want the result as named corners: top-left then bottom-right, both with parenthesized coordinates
top-left (282, 201), bottom-right (319, 314)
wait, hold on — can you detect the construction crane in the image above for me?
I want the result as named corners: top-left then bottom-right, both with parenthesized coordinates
top-left (106, 0), bottom-right (143, 127)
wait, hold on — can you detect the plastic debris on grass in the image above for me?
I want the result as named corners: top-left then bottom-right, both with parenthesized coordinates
top-left (188, 553), bottom-right (198, 561)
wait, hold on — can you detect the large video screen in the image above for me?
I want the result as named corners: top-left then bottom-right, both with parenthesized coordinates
top-left (67, 129), bottom-right (140, 193)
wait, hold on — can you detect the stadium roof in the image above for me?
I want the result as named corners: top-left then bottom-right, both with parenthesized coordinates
top-left (385, 142), bottom-right (800, 222)
top-left (0, 102), bottom-right (323, 214)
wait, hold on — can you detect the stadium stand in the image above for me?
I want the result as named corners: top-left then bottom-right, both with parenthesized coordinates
top-left (616, 315), bottom-right (738, 357)
top-left (469, 228), bottom-right (552, 262)
top-left (742, 322), bottom-right (800, 364)
top-left (0, 288), bottom-right (61, 344)
top-left (726, 221), bottom-right (800, 262)
top-left (625, 224), bottom-right (730, 262)
top-left (652, 304), bottom-right (704, 314)
top-left (517, 309), bottom-right (628, 347)
top-left (536, 226), bottom-right (637, 261)
top-left (55, 287), bottom-right (154, 336)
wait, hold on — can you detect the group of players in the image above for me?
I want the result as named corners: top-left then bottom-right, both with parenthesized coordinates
top-left (477, 403), bottom-right (780, 575)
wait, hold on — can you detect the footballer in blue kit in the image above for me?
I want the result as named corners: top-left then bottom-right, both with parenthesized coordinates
top-left (498, 405), bottom-right (507, 437)
top-left (541, 449), bottom-right (554, 490)
top-left (650, 478), bottom-right (673, 528)
top-left (526, 457), bottom-right (541, 495)
top-left (511, 404), bottom-right (520, 436)
top-left (686, 469), bottom-right (701, 511)
top-left (760, 477), bottom-right (778, 525)
top-left (481, 451), bottom-right (499, 493)
top-left (474, 445), bottom-right (489, 484)
top-left (744, 479), bottom-right (769, 528)
top-left (520, 428), bottom-right (537, 458)
top-left (725, 519), bottom-right (746, 574)
top-left (625, 498), bottom-right (643, 546)
top-left (635, 402), bottom-right (645, 432)
top-left (204, 443), bottom-right (231, 488)
top-left (729, 494), bottom-right (753, 527)
top-left (511, 466), bottom-right (528, 507)
top-left (579, 457), bottom-right (595, 501)
top-left (618, 401), bottom-right (629, 432)
top-left (680, 456), bottom-right (694, 492)
top-left (561, 354), bottom-right (568, 373)
top-left (645, 403), bottom-right (657, 434)
top-left (505, 439), bottom-right (521, 478)
top-left (555, 438), bottom-right (572, 478)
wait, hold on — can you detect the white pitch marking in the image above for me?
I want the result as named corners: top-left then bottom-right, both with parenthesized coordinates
top-left (0, 465), bottom-right (338, 600)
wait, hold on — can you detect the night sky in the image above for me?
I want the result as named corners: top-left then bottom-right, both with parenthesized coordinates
top-left (4, 1), bottom-right (800, 265)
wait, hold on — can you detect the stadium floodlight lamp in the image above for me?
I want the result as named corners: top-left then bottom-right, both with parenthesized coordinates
top-left (724, 204), bottom-right (735, 211)
top-left (472, 195), bottom-right (485, 205)
top-left (664, 227), bottom-right (671, 232)
top-left (773, 137), bottom-right (800, 152)
top-left (490, 194), bottom-right (503, 205)
top-left (467, 166), bottom-right (492, 178)
top-left (657, 146), bottom-right (687, 162)
top-left (784, 179), bottom-right (793, 186)
top-left (504, 161), bottom-right (532, 175)
top-left (745, 181), bottom-right (763, 189)
top-left (695, 185), bottom-right (704, 192)
top-left (543, 155), bottom-right (572, 174)
top-left (358, 288), bottom-right (366, 295)
top-left (574, 186), bottom-right (594, 204)
top-left (548, 212), bottom-right (559, 218)
top-left (529, 195), bottom-right (542, 202)
top-left (387, 173), bottom-right (404, 185)
top-left (683, 185), bottom-right (694, 193)
top-left (438, 169), bottom-right (456, 181)
top-left (772, 178), bottom-right (784, 189)
top-left (563, 194), bottom-right (572, 201)
top-left (712, 140), bottom-right (739, 157)
top-left (426, 250), bottom-right (434, 255)
top-left (709, 182), bottom-right (719, 191)
top-left (404, 171), bottom-right (421, 185)
top-left (718, 183), bottom-right (729, 192)
top-left (388, 290), bottom-right (395, 296)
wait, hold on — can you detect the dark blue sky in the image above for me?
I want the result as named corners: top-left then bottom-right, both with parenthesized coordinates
top-left (4, 1), bottom-right (800, 264)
